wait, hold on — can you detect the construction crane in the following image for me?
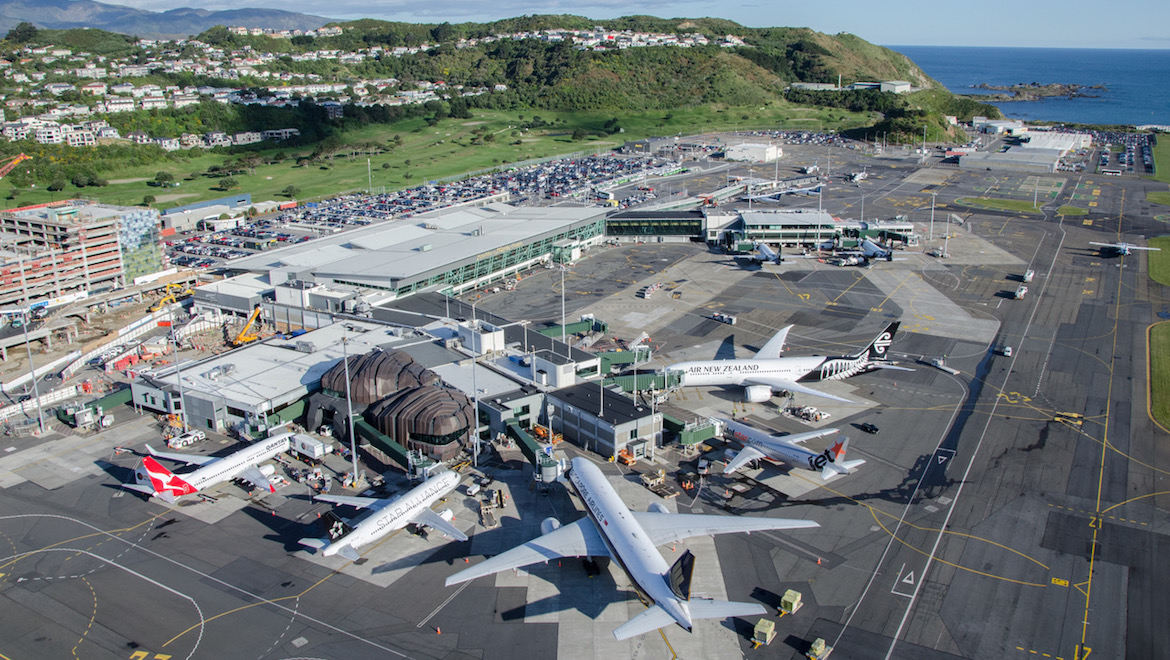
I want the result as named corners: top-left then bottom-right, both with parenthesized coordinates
top-left (0, 153), bottom-right (31, 180)
top-left (231, 305), bottom-right (264, 347)
top-left (149, 283), bottom-right (194, 312)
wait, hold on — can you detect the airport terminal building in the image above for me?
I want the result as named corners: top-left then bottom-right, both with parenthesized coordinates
top-left (218, 203), bottom-right (606, 303)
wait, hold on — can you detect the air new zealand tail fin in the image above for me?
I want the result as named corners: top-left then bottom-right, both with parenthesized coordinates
top-left (668, 549), bottom-right (695, 601)
top-left (856, 322), bottom-right (899, 360)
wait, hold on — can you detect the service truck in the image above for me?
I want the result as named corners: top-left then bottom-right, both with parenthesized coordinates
top-left (289, 433), bottom-right (333, 464)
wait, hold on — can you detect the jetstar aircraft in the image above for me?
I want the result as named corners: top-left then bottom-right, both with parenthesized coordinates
top-left (123, 433), bottom-right (293, 503)
top-left (445, 457), bottom-right (818, 640)
top-left (299, 470), bottom-right (466, 561)
top-left (718, 418), bottom-right (864, 479)
top-left (665, 322), bottom-right (910, 403)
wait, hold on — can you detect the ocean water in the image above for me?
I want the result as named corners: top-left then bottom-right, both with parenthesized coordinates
top-left (888, 46), bottom-right (1170, 127)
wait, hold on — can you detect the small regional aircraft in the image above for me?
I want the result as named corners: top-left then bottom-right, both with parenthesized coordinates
top-left (754, 241), bottom-right (782, 264)
top-left (717, 418), bottom-right (864, 479)
top-left (445, 457), bottom-right (818, 640)
top-left (1089, 241), bottom-right (1161, 256)
top-left (299, 470), bottom-right (466, 561)
top-left (124, 432), bottom-right (294, 503)
top-left (665, 322), bottom-right (910, 403)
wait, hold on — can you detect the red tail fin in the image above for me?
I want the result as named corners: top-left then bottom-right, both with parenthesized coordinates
top-left (141, 456), bottom-right (196, 499)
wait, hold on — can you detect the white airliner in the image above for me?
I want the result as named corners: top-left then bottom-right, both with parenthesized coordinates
top-left (665, 322), bottom-right (909, 403)
top-left (718, 418), bottom-right (864, 479)
top-left (1090, 241), bottom-right (1161, 256)
top-left (123, 432), bottom-right (294, 503)
top-left (299, 470), bottom-right (466, 561)
top-left (445, 457), bottom-right (818, 640)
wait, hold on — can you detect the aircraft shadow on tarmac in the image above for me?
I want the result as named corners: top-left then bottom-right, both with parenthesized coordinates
top-left (703, 451), bottom-right (957, 514)
top-left (495, 557), bottom-right (625, 622)
top-left (368, 513), bottom-right (531, 574)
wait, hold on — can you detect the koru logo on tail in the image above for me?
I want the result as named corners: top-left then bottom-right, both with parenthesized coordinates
top-left (871, 331), bottom-right (892, 356)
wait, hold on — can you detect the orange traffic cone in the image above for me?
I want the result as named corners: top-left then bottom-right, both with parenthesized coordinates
top-left (817, 557), bottom-right (822, 565)
top-left (437, 627), bottom-right (442, 635)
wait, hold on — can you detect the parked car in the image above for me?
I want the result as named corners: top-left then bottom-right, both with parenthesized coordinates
top-left (859, 422), bottom-right (879, 434)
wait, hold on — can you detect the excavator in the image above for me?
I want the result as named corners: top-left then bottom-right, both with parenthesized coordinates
top-left (149, 283), bottom-right (194, 312)
top-left (231, 305), bottom-right (264, 347)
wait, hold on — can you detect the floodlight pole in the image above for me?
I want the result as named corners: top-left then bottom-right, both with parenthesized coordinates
top-left (171, 308), bottom-right (187, 432)
top-left (341, 331), bottom-right (359, 484)
top-left (471, 300), bottom-right (479, 468)
top-left (929, 192), bottom-right (936, 241)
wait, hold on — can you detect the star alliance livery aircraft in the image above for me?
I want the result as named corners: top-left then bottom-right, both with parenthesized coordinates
top-left (445, 457), bottom-right (818, 640)
top-left (299, 470), bottom-right (466, 561)
top-left (717, 417), bottom-right (865, 479)
top-left (123, 432), bottom-right (294, 503)
top-left (665, 322), bottom-right (909, 403)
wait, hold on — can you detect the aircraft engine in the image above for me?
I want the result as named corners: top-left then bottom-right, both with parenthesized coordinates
top-left (438, 508), bottom-right (455, 522)
top-left (744, 385), bottom-right (773, 403)
top-left (259, 464), bottom-right (277, 477)
top-left (541, 517), bottom-right (562, 535)
top-left (647, 502), bottom-right (670, 514)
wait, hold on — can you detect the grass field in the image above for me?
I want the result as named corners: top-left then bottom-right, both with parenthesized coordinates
top-left (1148, 138), bottom-right (1170, 207)
top-left (955, 197), bottom-right (1043, 215)
top-left (1147, 236), bottom-right (1170, 286)
top-left (1056, 205), bottom-right (1088, 216)
top-left (1150, 322), bottom-right (1170, 430)
top-left (3, 104), bottom-right (877, 211)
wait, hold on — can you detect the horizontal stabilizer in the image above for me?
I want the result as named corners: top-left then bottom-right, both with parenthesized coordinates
top-left (872, 362), bottom-right (914, 372)
top-left (298, 537), bottom-right (327, 551)
top-left (613, 605), bottom-right (676, 640)
top-left (688, 599), bottom-right (766, 622)
top-left (337, 544), bottom-right (360, 562)
top-left (121, 482), bottom-right (170, 501)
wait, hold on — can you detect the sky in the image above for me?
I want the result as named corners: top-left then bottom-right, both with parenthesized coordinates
top-left (102, 0), bottom-right (1170, 50)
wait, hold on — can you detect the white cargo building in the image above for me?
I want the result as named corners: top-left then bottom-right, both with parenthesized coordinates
top-left (724, 143), bottom-right (782, 163)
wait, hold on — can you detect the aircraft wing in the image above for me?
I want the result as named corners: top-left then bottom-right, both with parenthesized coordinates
top-left (445, 518), bottom-right (608, 586)
top-left (723, 445), bottom-right (767, 474)
top-left (630, 511), bottom-right (819, 548)
top-left (753, 325), bottom-right (792, 360)
top-left (314, 494), bottom-right (382, 509)
top-left (780, 427), bottom-right (841, 445)
top-left (145, 444), bottom-right (217, 466)
top-left (410, 507), bottom-right (469, 541)
top-left (742, 376), bottom-right (854, 403)
top-left (238, 466), bottom-right (276, 493)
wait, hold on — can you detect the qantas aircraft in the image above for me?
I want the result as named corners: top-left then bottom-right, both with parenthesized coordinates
top-left (123, 432), bottom-right (293, 503)
top-left (1090, 241), bottom-right (1161, 256)
top-left (445, 457), bottom-right (818, 640)
top-left (665, 322), bottom-right (909, 403)
top-left (718, 418), bottom-right (864, 479)
top-left (300, 470), bottom-right (466, 561)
